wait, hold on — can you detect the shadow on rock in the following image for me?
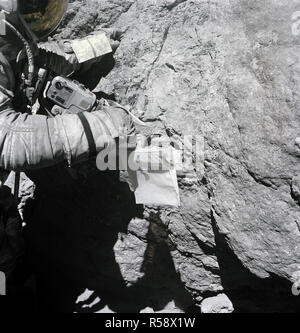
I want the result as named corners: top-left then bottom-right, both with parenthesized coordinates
top-left (74, 208), bottom-right (196, 313)
top-left (211, 212), bottom-right (300, 313)
top-left (23, 165), bottom-right (195, 313)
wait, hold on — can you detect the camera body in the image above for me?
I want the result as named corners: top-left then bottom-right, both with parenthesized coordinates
top-left (45, 76), bottom-right (97, 114)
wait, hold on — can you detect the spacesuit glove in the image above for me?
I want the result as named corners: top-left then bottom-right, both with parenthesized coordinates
top-left (93, 28), bottom-right (124, 53)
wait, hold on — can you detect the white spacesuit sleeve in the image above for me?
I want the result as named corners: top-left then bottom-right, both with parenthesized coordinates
top-left (0, 51), bottom-right (124, 171)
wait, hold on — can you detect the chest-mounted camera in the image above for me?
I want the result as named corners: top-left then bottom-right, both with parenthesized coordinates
top-left (44, 76), bottom-right (97, 114)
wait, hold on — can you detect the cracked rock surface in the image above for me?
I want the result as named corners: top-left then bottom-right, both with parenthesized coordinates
top-left (14, 0), bottom-right (300, 312)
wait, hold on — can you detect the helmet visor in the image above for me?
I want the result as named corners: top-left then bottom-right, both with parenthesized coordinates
top-left (18, 0), bottom-right (68, 39)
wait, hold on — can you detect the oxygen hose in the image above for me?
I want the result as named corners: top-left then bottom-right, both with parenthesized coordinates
top-left (2, 20), bottom-right (35, 201)
top-left (2, 19), bottom-right (35, 86)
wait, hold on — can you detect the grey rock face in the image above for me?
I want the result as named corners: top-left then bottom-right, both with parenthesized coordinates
top-left (107, 0), bottom-right (300, 281)
top-left (97, 0), bottom-right (300, 312)
top-left (201, 294), bottom-right (234, 314)
top-left (292, 175), bottom-right (300, 205)
top-left (17, 0), bottom-right (300, 312)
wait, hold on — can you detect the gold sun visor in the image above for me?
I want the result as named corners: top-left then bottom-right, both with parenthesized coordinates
top-left (18, 0), bottom-right (68, 39)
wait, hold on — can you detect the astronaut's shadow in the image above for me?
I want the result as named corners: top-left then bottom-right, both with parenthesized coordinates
top-left (73, 212), bottom-right (195, 314)
top-left (69, 171), bottom-right (194, 313)
top-left (25, 167), bottom-right (194, 313)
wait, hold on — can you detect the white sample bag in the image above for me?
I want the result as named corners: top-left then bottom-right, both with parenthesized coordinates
top-left (128, 138), bottom-right (181, 207)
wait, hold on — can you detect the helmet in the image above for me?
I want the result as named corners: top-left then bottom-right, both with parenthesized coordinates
top-left (19, 0), bottom-right (68, 39)
top-left (0, 0), bottom-right (68, 40)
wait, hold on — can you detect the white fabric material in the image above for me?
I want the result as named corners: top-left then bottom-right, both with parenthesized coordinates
top-left (128, 140), bottom-right (181, 207)
top-left (109, 105), bottom-right (181, 207)
top-left (71, 33), bottom-right (112, 63)
top-left (134, 169), bottom-right (180, 207)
